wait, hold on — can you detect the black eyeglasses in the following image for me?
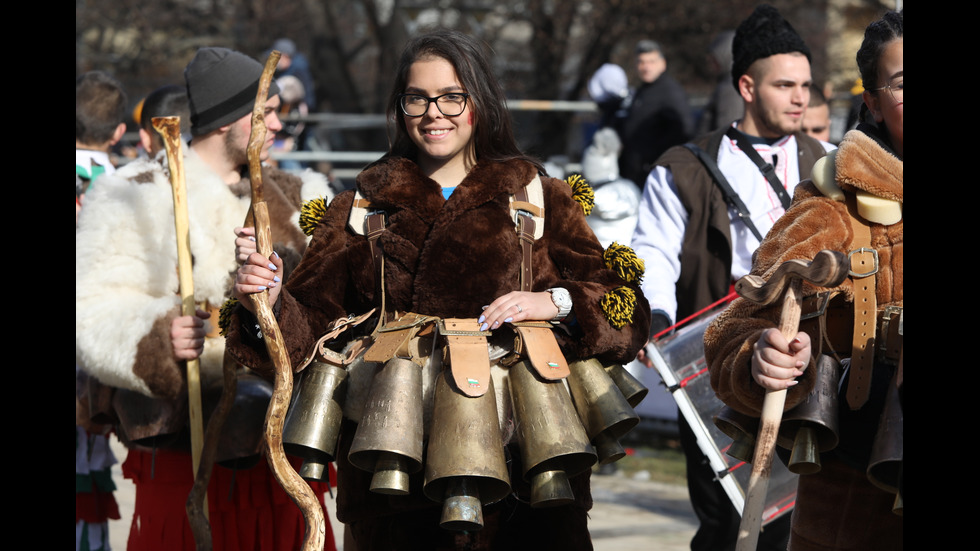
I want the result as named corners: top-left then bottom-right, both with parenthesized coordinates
top-left (398, 93), bottom-right (470, 117)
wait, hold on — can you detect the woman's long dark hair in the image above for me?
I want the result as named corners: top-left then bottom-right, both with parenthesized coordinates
top-left (380, 29), bottom-right (543, 172)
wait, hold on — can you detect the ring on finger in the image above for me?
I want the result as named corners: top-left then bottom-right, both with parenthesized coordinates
top-left (515, 304), bottom-right (523, 313)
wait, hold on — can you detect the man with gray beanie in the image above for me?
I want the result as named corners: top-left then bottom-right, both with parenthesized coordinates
top-left (76, 47), bottom-right (335, 550)
top-left (631, 5), bottom-right (834, 550)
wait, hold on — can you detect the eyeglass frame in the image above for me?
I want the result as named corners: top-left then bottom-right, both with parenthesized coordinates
top-left (870, 76), bottom-right (903, 104)
top-left (397, 92), bottom-right (471, 117)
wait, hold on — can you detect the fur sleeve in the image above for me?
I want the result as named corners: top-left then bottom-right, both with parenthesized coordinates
top-left (225, 190), bottom-right (374, 375)
top-left (704, 183), bottom-right (853, 415)
top-left (536, 177), bottom-right (651, 364)
top-left (75, 163), bottom-right (186, 399)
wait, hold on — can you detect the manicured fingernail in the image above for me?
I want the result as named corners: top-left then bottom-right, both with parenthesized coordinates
top-left (478, 314), bottom-right (486, 324)
top-left (268, 263), bottom-right (278, 270)
top-left (249, 236), bottom-right (256, 242)
top-left (258, 286), bottom-right (267, 291)
top-left (480, 323), bottom-right (488, 331)
top-left (482, 305), bottom-right (488, 310)
top-left (274, 276), bottom-right (281, 283)
top-left (268, 281), bottom-right (277, 288)
top-left (272, 251), bottom-right (280, 259)
top-left (788, 380), bottom-right (799, 386)
top-left (491, 321), bottom-right (500, 329)
top-left (504, 317), bottom-right (513, 323)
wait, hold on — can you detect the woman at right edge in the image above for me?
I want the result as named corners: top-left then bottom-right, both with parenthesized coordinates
top-left (705, 10), bottom-right (902, 550)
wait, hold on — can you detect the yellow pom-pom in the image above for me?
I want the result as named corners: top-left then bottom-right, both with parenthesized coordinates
top-left (218, 297), bottom-right (239, 337)
top-left (600, 286), bottom-right (636, 329)
top-left (565, 174), bottom-right (594, 216)
top-left (603, 242), bottom-right (645, 284)
top-left (299, 197), bottom-right (329, 236)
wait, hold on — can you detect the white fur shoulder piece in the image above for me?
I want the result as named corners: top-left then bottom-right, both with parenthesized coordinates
top-left (810, 151), bottom-right (845, 202)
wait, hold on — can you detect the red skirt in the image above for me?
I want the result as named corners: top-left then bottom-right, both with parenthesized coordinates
top-left (123, 447), bottom-right (336, 551)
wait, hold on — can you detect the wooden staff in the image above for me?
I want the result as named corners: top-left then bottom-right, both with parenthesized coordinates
top-left (733, 250), bottom-right (848, 551)
top-left (152, 117), bottom-right (209, 525)
top-left (247, 50), bottom-right (327, 551)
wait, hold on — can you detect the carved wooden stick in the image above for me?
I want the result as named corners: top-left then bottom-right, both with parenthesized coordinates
top-left (247, 50), bottom-right (327, 551)
top-left (733, 249), bottom-right (848, 551)
top-left (152, 117), bottom-right (213, 548)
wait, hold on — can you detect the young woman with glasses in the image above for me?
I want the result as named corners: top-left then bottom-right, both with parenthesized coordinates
top-left (229, 29), bottom-right (649, 550)
top-left (705, 10), bottom-right (903, 550)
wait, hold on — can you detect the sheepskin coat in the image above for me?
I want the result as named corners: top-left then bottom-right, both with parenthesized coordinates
top-left (75, 148), bottom-right (330, 400)
top-left (227, 157), bottom-right (650, 373)
top-left (704, 123), bottom-right (903, 551)
top-left (704, 126), bottom-right (902, 416)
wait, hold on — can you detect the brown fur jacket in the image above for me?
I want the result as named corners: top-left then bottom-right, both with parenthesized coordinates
top-left (704, 128), bottom-right (903, 416)
top-left (227, 157), bottom-right (650, 373)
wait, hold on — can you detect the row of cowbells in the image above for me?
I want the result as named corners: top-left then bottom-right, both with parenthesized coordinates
top-left (712, 355), bottom-right (903, 516)
top-left (281, 355), bottom-right (649, 531)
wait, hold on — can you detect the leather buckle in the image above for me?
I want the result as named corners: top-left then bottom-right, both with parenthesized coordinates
top-left (848, 247), bottom-right (879, 278)
top-left (877, 306), bottom-right (903, 364)
top-left (800, 291), bottom-right (833, 321)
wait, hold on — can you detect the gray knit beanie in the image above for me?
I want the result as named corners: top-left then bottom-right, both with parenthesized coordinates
top-left (184, 47), bottom-right (280, 136)
top-left (731, 4), bottom-right (811, 90)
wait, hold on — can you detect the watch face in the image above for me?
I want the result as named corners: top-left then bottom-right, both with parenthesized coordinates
top-left (550, 288), bottom-right (572, 309)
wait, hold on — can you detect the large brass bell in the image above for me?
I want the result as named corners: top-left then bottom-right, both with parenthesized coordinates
top-left (348, 357), bottom-right (424, 495)
top-left (779, 354), bottom-right (841, 474)
top-left (423, 371), bottom-right (511, 531)
top-left (604, 363), bottom-right (649, 408)
top-left (713, 406), bottom-right (759, 463)
top-left (509, 360), bottom-right (596, 508)
top-left (567, 358), bottom-right (639, 464)
top-left (867, 372), bottom-right (903, 514)
top-left (283, 360), bottom-right (349, 482)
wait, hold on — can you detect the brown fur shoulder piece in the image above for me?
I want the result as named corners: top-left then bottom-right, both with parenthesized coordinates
top-left (835, 130), bottom-right (903, 202)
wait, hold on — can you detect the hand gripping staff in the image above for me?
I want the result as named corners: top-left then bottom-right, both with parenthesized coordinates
top-left (246, 50), bottom-right (327, 551)
top-left (733, 250), bottom-right (848, 551)
top-left (152, 117), bottom-right (215, 548)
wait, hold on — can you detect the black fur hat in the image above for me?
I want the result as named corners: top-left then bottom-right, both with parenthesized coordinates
top-left (731, 4), bottom-right (811, 90)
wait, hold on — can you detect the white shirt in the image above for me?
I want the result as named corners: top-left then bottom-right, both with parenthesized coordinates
top-left (631, 123), bottom-right (834, 322)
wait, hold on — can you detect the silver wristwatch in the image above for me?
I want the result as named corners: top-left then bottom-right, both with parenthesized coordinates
top-left (547, 287), bottom-right (573, 322)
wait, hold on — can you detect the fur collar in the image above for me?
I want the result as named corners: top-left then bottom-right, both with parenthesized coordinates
top-left (356, 157), bottom-right (537, 222)
top-left (836, 128), bottom-right (903, 203)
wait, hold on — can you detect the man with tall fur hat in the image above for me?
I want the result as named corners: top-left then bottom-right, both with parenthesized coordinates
top-left (631, 5), bottom-right (834, 550)
top-left (76, 47), bottom-right (335, 550)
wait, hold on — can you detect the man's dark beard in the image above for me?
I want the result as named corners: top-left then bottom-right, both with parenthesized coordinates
top-left (223, 125), bottom-right (249, 169)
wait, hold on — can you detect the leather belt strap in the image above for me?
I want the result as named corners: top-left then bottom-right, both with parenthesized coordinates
top-left (440, 318), bottom-right (492, 397)
top-left (513, 186), bottom-right (535, 292)
top-left (296, 309), bottom-right (378, 370)
top-left (511, 321), bottom-right (569, 380)
top-left (845, 193), bottom-right (877, 410)
top-left (363, 312), bottom-right (436, 364)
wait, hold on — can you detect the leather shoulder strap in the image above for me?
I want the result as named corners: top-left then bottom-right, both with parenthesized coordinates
top-left (725, 126), bottom-right (793, 209)
top-left (843, 192), bottom-right (877, 410)
top-left (682, 143), bottom-right (764, 241)
top-left (510, 174), bottom-right (544, 292)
